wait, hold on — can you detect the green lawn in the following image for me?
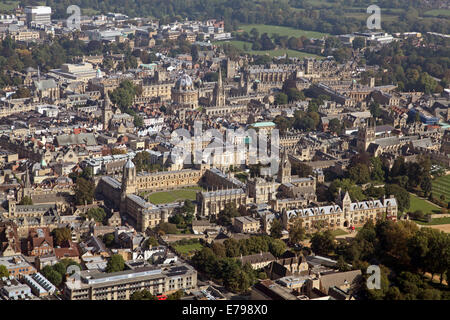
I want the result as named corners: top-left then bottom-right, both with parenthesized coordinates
top-left (0, 1), bottom-right (19, 12)
top-left (424, 9), bottom-right (450, 17)
top-left (415, 217), bottom-right (450, 226)
top-left (147, 187), bottom-right (203, 204)
top-left (432, 175), bottom-right (450, 202)
top-left (238, 24), bottom-right (328, 39)
top-left (408, 194), bottom-right (441, 214)
top-left (331, 229), bottom-right (349, 237)
top-left (173, 242), bottom-right (203, 254)
top-left (215, 40), bottom-right (324, 59)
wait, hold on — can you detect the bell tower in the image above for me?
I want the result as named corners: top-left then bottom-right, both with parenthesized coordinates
top-left (357, 119), bottom-right (375, 153)
top-left (120, 159), bottom-right (137, 213)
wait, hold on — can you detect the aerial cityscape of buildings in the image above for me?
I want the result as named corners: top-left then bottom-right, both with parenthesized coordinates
top-left (0, 2), bottom-right (449, 304)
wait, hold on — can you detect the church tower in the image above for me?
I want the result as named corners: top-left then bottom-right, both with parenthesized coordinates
top-left (102, 93), bottom-right (113, 131)
top-left (22, 166), bottom-right (31, 199)
top-left (277, 150), bottom-right (292, 183)
top-left (357, 118), bottom-right (375, 153)
top-left (213, 67), bottom-right (226, 107)
top-left (120, 159), bottom-right (136, 213)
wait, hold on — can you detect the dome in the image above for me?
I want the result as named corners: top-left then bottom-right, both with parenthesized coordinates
top-left (174, 73), bottom-right (194, 91)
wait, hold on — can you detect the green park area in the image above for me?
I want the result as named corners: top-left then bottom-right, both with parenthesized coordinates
top-left (173, 242), bottom-right (203, 255)
top-left (408, 194), bottom-right (441, 214)
top-left (331, 229), bottom-right (349, 237)
top-left (215, 40), bottom-right (324, 59)
top-left (172, 239), bottom-right (204, 256)
top-left (147, 187), bottom-right (203, 204)
top-left (432, 175), bottom-right (450, 203)
top-left (238, 24), bottom-right (328, 39)
top-left (415, 217), bottom-right (450, 226)
top-left (0, 1), bottom-right (19, 12)
top-left (424, 9), bottom-right (450, 17)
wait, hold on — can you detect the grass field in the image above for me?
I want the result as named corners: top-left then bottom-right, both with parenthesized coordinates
top-left (424, 9), bottom-right (450, 17)
top-left (173, 242), bottom-right (203, 254)
top-left (432, 175), bottom-right (450, 203)
top-left (147, 187), bottom-right (202, 204)
top-left (331, 229), bottom-right (349, 237)
top-left (408, 194), bottom-right (441, 214)
top-left (0, 1), bottom-right (19, 12)
top-left (238, 24), bottom-right (328, 39)
top-left (415, 217), bottom-right (450, 226)
top-left (215, 40), bottom-right (324, 59)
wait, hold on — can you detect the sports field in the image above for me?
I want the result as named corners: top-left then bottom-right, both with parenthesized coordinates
top-left (408, 194), bottom-right (441, 214)
top-left (147, 187), bottom-right (202, 204)
top-left (215, 40), bottom-right (324, 59)
top-left (238, 24), bottom-right (328, 39)
top-left (432, 175), bottom-right (450, 203)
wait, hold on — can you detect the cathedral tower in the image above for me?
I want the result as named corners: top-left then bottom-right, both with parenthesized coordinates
top-left (357, 118), bottom-right (376, 153)
top-left (213, 67), bottom-right (226, 107)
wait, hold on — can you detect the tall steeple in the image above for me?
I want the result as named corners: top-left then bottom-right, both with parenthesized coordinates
top-left (213, 67), bottom-right (226, 107)
top-left (277, 149), bottom-right (291, 183)
top-left (102, 92), bottom-right (113, 131)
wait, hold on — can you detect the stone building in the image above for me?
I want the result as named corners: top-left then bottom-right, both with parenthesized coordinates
top-left (171, 73), bottom-right (198, 109)
top-left (282, 190), bottom-right (398, 231)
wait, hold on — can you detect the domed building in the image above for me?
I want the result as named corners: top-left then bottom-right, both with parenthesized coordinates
top-left (171, 73), bottom-right (198, 109)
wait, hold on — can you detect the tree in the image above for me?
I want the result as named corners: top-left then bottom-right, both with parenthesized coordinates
top-left (370, 157), bottom-right (385, 182)
top-left (0, 265), bottom-right (9, 278)
top-left (289, 219), bottom-right (306, 244)
top-left (337, 255), bottom-right (350, 272)
top-left (310, 230), bottom-right (335, 256)
top-left (269, 219), bottom-right (283, 239)
top-left (130, 289), bottom-right (157, 300)
top-left (103, 233), bottom-right (115, 248)
top-left (181, 200), bottom-right (195, 215)
top-left (106, 254), bottom-right (125, 273)
top-left (269, 239), bottom-right (286, 257)
top-left (274, 92), bottom-right (288, 105)
top-left (109, 80), bottom-right (139, 112)
top-left (369, 102), bottom-right (382, 119)
top-left (212, 242), bottom-right (227, 258)
top-left (134, 115), bottom-right (144, 128)
top-left (217, 203), bottom-right (240, 226)
top-left (385, 184), bottom-right (410, 213)
top-left (352, 37), bottom-right (366, 50)
top-left (74, 177), bottom-right (95, 205)
top-left (167, 290), bottom-right (184, 300)
top-left (157, 222), bottom-right (178, 234)
top-left (19, 196), bottom-right (33, 205)
top-left (328, 118), bottom-right (342, 135)
top-left (85, 207), bottom-right (106, 223)
top-left (348, 163), bottom-right (370, 184)
top-left (53, 227), bottom-right (71, 247)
